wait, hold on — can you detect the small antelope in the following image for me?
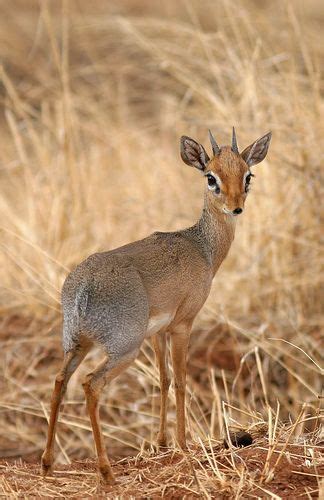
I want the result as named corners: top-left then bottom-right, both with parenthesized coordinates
top-left (41, 128), bottom-right (271, 484)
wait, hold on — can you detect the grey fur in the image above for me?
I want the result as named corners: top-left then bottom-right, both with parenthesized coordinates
top-left (62, 130), bottom-right (271, 361)
top-left (42, 129), bottom-right (271, 483)
top-left (61, 221), bottom-right (223, 359)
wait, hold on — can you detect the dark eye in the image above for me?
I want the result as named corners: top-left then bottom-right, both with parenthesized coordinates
top-left (207, 174), bottom-right (221, 194)
top-left (245, 173), bottom-right (254, 192)
top-left (207, 174), bottom-right (216, 186)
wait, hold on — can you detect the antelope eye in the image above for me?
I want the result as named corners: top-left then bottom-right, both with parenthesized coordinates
top-left (207, 174), bottom-right (221, 194)
top-left (245, 172), bottom-right (254, 192)
top-left (207, 174), bottom-right (216, 186)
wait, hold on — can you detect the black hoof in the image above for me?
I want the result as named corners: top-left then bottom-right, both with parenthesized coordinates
top-left (41, 456), bottom-right (54, 477)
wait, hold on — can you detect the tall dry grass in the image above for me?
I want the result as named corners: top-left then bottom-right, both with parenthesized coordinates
top-left (0, 0), bottom-right (322, 469)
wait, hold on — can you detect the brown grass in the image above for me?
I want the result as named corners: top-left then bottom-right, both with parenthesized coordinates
top-left (0, 0), bottom-right (323, 497)
top-left (1, 437), bottom-right (323, 498)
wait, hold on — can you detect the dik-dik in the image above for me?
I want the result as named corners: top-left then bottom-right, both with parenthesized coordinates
top-left (41, 129), bottom-right (271, 484)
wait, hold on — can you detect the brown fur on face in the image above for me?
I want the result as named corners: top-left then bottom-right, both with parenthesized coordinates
top-left (180, 130), bottom-right (271, 216)
top-left (206, 146), bottom-right (249, 214)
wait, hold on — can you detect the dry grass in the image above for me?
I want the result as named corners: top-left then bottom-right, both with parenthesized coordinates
top-left (1, 435), bottom-right (323, 498)
top-left (0, 0), bottom-right (323, 497)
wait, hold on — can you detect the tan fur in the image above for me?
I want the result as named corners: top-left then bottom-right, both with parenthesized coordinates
top-left (41, 130), bottom-right (271, 483)
top-left (207, 147), bottom-right (249, 212)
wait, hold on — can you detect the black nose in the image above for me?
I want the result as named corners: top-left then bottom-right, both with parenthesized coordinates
top-left (233, 207), bottom-right (243, 215)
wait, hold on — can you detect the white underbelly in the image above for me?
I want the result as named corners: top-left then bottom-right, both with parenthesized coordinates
top-left (146, 313), bottom-right (173, 338)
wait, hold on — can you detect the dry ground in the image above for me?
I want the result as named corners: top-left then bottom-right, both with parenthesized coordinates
top-left (0, 316), bottom-right (323, 498)
top-left (0, 0), bottom-right (323, 498)
top-left (1, 438), bottom-right (323, 498)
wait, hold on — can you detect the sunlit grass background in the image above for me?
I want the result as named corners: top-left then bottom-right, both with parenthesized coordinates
top-left (0, 0), bottom-right (322, 476)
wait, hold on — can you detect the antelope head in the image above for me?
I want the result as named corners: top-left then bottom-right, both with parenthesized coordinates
top-left (180, 128), bottom-right (271, 216)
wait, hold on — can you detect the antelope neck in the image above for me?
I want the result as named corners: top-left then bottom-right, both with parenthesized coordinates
top-left (186, 199), bottom-right (236, 275)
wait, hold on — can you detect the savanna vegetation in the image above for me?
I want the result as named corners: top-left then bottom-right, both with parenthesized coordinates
top-left (0, 0), bottom-right (323, 497)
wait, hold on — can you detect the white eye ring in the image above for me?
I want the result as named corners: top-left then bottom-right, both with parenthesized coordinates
top-left (206, 173), bottom-right (221, 194)
top-left (244, 171), bottom-right (254, 193)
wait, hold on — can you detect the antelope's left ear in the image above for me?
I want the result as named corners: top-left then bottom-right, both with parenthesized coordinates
top-left (180, 136), bottom-right (210, 172)
top-left (241, 132), bottom-right (272, 167)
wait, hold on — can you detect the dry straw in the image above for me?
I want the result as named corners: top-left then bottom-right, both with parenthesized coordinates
top-left (0, 0), bottom-right (322, 497)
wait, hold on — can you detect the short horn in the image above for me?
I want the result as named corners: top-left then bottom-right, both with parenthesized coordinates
top-left (231, 127), bottom-right (239, 154)
top-left (208, 129), bottom-right (220, 156)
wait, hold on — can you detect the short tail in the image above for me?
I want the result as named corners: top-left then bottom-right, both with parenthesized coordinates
top-left (62, 285), bottom-right (89, 353)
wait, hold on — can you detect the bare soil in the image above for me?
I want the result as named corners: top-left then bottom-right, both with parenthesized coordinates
top-left (0, 440), bottom-right (323, 498)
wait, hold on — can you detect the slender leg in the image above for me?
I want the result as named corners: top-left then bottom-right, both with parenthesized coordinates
top-left (152, 332), bottom-right (170, 447)
top-left (41, 345), bottom-right (89, 476)
top-left (82, 351), bottom-right (138, 484)
top-left (170, 324), bottom-right (191, 450)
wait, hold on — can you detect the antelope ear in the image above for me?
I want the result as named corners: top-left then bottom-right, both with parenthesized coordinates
top-left (180, 136), bottom-right (210, 172)
top-left (241, 132), bottom-right (272, 167)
